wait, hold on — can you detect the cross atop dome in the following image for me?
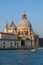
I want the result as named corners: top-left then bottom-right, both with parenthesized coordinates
top-left (22, 11), bottom-right (26, 16)
top-left (22, 11), bottom-right (27, 19)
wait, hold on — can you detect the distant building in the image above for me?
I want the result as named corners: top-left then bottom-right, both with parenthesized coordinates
top-left (0, 12), bottom-right (39, 49)
top-left (39, 38), bottom-right (43, 47)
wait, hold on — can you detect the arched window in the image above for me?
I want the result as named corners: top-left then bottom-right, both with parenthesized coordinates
top-left (24, 31), bottom-right (26, 35)
top-left (27, 31), bottom-right (28, 35)
top-left (24, 31), bottom-right (28, 35)
top-left (21, 31), bottom-right (23, 35)
top-left (18, 31), bottom-right (20, 35)
top-left (21, 40), bottom-right (25, 47)
top-left (3, 42), bottom-right (5, 48)
top-left (17, 42), bottom-right (18, 48)
top-left (10, 42), bottom-right (12, 48)
top-left (3, 42), bottom-right (5, 44)
top-left (15, 42), bottom-right (16, 46)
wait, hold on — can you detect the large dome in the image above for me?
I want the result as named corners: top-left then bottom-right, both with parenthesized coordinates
top-left (17, 12), bottom-right (32, 30)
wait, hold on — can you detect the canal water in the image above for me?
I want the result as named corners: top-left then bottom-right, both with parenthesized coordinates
top-left (0, 49), bottom-right (43, 65)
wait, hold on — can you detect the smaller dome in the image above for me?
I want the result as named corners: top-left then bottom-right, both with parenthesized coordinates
top-left (10, 21), bottom-right (14, 26)
top-left (9, 21), bottom-right (16, 29)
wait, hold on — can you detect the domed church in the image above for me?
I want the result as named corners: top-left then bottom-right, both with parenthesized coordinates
top-left (0, 12), bottom-right (39, 49)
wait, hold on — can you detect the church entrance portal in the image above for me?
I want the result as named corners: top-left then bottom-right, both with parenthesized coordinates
top-left (21, 40), bottom-right (25, 47)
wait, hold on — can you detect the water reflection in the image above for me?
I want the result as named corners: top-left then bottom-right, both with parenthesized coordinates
top-left (0, 50), bottom-right (43, 65)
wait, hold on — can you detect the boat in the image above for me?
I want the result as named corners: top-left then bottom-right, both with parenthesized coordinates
top-left (31, 48), bottom-right (37, 51)
top-left (31, 49), bottom-right (36, 51)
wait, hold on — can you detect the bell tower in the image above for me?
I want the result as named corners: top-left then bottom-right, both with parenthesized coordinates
top-left (4, 21), bottom-right (8, 33)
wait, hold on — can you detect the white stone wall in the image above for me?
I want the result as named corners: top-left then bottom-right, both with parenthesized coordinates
top-left (25, 40), bottom-right (31, 48)
top-left (0, 33), bottom-right (17, 40)
top-left (0, 40), bottom-right (21, 48)
top-left (32, 40), bottom-right (35, 47)
top-left (0, 39), bottom-right (39, 49)
top-left (25, 39), bottom-right (39, 48)
top-left (36, 38), bottom-right (39, 47)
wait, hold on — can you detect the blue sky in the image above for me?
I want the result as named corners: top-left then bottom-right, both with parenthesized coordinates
top-left (0, 0), bottom-right (43, 37)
